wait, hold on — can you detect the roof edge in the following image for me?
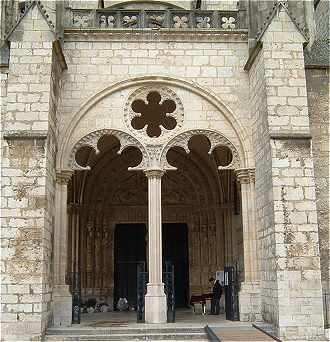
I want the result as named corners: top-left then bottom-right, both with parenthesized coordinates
top-left (4, 1), bottom-right (57, 42)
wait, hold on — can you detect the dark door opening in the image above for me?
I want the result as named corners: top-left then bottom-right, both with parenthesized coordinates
top-left (114, 224), bottom-right (146, 310)
top-left (114, 223), bottom-right (189, 310)
top-left (162, 223), bottom-right (189, 308)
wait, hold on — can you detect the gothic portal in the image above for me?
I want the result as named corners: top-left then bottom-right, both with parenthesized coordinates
top-left (0, 1), bottom-right (329, 341)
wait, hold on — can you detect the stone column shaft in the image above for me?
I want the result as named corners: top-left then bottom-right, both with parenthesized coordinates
top-left (53, 170), bottom-right (73, 327)
top-left (235, 168), bottom-right (259, 282)
top-left (144, 168), bottom-right (167, 324)
top-left (235, 168), bottom-right (261, 322)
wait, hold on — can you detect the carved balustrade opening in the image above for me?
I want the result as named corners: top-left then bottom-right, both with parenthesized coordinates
top-left (65, 8), bottom-right (244, 30)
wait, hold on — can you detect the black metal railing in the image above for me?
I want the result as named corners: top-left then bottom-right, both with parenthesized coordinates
top-left (164, 262), bottom-right (175, 323)
top-left (64, 8), bottom-right (243, 30)
top-left (324, 293), bottom-right (329, 328)
top-left (224, 265), bottom-right (239, 321)
top-left (136, 262), bottom-right (175, 323)
top-left (70, 272), bottom-right (81, 324)
top-left (137, 262), bottom-right (148, 323)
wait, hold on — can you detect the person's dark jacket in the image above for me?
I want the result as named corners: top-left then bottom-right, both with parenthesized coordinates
top-left (213, 280), bottom-right (222, 299)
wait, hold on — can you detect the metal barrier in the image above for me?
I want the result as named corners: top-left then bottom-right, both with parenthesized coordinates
top-left (137, 262), bottom-right (175, 323)
top-left (324, 293), bottom-right (329, 328)
top-left (70, 272), bottom-right (81, 324)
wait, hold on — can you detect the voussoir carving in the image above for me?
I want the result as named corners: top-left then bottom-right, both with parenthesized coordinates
top-left (69, 129), bottom-right (148, 171)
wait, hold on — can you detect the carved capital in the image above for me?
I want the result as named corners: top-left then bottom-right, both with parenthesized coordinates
top-left (144, 168), bottom-right (165, 179)
top-left (56, 170), bottom-right (73, 185)
top-left (235, 168), bottom-right (255, 184)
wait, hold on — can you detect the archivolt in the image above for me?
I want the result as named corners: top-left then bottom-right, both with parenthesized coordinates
top-left (57, 76), bottom-right (250, 171)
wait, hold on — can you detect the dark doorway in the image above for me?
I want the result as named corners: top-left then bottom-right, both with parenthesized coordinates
top-left (114, 223), bottom-right (189, 310)
top-left (114, 224), bottom-right (146, 310)
top-left (162, 223), bottom-right (189, 308)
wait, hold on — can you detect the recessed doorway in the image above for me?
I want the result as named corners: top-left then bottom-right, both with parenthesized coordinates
top-left (114, 224), bottom-right (147, 310)
top-left (163, 223), bottom-right (189, 308)
top-left (113, 223), bottom-right (189, 310)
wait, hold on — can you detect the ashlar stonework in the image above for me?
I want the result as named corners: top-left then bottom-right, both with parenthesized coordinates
top-left (0, 1), bottom-right (329, 341)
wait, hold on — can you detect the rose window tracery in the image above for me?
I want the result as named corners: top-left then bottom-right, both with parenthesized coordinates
top-left (131, 91), bottom-right (177, 138)
top-left (125, 87), bottom-right (184, 142)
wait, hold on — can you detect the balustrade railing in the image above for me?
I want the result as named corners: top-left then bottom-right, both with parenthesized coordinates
top-left (65, 8), bottom-right (243, 30)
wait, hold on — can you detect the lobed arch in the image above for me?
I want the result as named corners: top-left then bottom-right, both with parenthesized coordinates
top-left (57, 76), bottom-right (251, 172)
top-left (68, 128), bottom-right (149, 171)
top-left (160, 129), bottom-right (241, 171)
top-left (75, 140), bottom-right (221, 208)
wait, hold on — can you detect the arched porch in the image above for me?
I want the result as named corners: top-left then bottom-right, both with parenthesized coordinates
top-left (53, 129), bottom-right (259, 326)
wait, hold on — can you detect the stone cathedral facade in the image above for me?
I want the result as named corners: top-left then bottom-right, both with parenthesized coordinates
top-left (0, 0), bottom-right (329, 341)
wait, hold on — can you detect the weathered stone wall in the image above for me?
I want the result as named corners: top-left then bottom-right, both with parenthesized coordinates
top-left (306, 67), bottom-right (330, 326)
top-left (248, 6), bottom-right (325, 340)
top-left (249, 45), bottom-right (276, 326)
top-left (59, 36), bottom-right (252, 166)
top-left (1, 4), bottom-right (61, 340)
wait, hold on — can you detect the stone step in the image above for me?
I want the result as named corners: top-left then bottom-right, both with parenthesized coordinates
top-left (46, 327), bottom-right (205, 336)
top-left (45, 332), bottom-right (209, 341)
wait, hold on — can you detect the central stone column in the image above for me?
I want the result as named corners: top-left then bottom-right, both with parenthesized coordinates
top-left (144, 168), bottom-right (167, 324)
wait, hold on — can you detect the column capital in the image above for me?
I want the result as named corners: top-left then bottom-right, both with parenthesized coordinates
top-left (56, 170), bottom-right (73, 185)
top-left (235, 168), bottom-right (255, 184)
top-left (144, 168), bottom-right (165, 179)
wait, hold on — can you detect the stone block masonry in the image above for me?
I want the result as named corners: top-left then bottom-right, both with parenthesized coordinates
top-left (1, 3), bottom-right (64, 340)
top-left (306, 67), bottom-right (330, 330)
top-left (248, 5), bottom-right (325, 340)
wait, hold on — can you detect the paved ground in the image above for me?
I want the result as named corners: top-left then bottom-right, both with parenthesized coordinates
top-left (79, 308), bottom-right (248, 328)
top-left (55, 309), bottom-right (276, 341)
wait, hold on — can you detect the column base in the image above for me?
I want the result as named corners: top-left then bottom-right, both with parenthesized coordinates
top-left (53, 285), bottom-right (72, 327)
top-left (144, 283), bottom-right (167, 324)
top-left (238, 281), bottom-right (261, 322)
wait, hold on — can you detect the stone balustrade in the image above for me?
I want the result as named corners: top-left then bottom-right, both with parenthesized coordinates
top-left (64, 8), bottom-right (242, 30)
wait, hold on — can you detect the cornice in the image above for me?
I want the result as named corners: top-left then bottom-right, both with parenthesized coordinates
top-left (3, 130), bottom-right (48, 140)
top-left (63, 28), bottom-right (248, 43)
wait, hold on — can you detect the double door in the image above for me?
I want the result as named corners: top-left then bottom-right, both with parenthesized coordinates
top-left (114, 223), bottom-right (189, 309)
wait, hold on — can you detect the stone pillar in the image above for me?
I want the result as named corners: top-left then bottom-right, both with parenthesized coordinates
top-left (235, 168), bottom-right (261, 322)
top-left (53, 170), bottom-right (73, 327)
top-left (245, 4), bottom-right (325, 339)
top-left (144, 168), bottom-right (167, 324)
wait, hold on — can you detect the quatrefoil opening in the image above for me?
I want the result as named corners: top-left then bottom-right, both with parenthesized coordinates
top-left (131, 91), bottom-right (177, 138)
